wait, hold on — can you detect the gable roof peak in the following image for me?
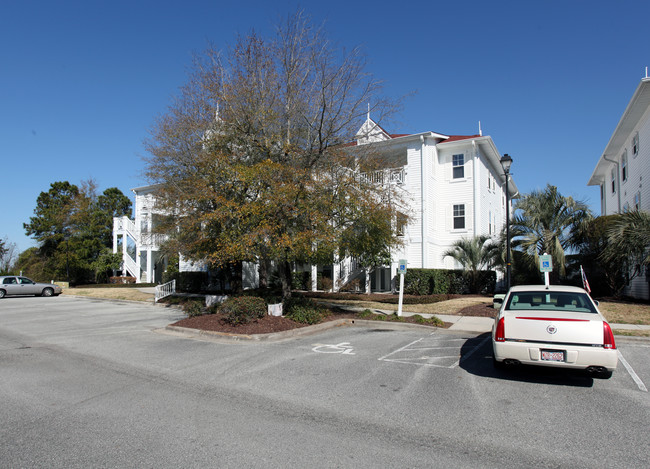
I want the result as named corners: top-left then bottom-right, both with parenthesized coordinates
top-left (355, 114), bottom-right (391, 145)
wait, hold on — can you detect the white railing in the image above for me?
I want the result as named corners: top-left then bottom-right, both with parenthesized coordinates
top-left (114, 216), bottom-right (138, 240)
top-left (155, 279), bottom-right (176, 302)
top-left (360, 168), bottom-right (405, 185)
top-left (140, 232), bottom-right (167, 249)
top-left (337, 257), bottom-right (365, 291)
top-left (122, 253), bottom-right (141, 280)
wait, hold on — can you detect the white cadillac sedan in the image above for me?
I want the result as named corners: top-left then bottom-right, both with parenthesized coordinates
top-left (492, 285), bottom-right (617, 378)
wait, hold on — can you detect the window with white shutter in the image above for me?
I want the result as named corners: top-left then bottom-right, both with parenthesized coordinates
top-left (453, 204), bottom-right (465, 229)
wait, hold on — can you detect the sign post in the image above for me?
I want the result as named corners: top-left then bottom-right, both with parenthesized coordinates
top-left (397, 259), bottom-right (407, 317)
top-left (539, 253), bottom-right (553, 288)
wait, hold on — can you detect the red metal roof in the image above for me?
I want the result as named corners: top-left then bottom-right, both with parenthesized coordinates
top-left (442, 134), bottom-right (482, 143)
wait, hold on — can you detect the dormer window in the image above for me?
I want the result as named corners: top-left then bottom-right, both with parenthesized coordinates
top-left (452, 154), bottom-right (465, 179)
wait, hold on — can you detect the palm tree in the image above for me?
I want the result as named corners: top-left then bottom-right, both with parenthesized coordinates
top-left (601, 210), bottom-right (650, 289)
top-left (443, 235), bottom-right (498, 293)
top-left (510, 184), bottom-right (592, 279)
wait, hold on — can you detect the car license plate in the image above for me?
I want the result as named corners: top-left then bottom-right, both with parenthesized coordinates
top-left (541, 350), bottom-right (565, 362)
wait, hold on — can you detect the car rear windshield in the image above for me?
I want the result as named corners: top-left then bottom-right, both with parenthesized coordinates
top-left (505, 291), bottom-right (597, 314)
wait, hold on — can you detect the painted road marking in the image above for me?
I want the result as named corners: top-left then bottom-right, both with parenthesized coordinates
top-left (378, 334), bottom-right (486, 369)
top-left (312, 342), bottom-right (355, 355)
top-left (618, 350), bottom-right (647, 392)
top-left (450, 335), bottom-right (491, 368)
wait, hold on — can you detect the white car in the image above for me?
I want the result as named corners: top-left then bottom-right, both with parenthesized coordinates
top-left (0, 276), bottom-right (63, 298)
top-left (492, 285), bottom-right (617, 378)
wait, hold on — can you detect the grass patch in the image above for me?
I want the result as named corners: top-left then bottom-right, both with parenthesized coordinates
top-left (612, 330), bottom-right (650, 338)
top-left (62, 287), bottom-right (154, 302)
top-left (598, 300), bottom-right (650, 326)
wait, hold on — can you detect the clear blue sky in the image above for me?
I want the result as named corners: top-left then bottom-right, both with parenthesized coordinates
top-left (2, 0), bottom-right (649, 253)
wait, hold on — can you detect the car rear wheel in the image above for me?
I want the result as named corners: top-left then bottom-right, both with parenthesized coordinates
top-left (41, 287), bottom-right (54, 297)
top-left (0, 289), bottom-right (5, 299)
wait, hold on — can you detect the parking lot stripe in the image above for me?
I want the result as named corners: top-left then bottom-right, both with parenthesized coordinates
top-left (617, 350), bottom-right (648, 392)
top-left (377, 338), bottom-right (423, 362)
top-left (451, 335), bottom-right (491, 368)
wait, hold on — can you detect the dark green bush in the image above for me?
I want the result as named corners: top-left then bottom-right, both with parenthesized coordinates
top-left (291, 271), bottom-right (311, 291)
top-left (218, 296), bottom-right (267, 325)
top-left (185, 302), bottom-right (204, 318)
top-left (403, 269), bottom-right (496, 295)
top-left (300, 291), bottom-right (455, 305)
top-left (356, 309), bottom-right (375, 319)
top-left (284, 297), bottom-right (329, 324)
top-left (411, 314), bottom-right (445, 327)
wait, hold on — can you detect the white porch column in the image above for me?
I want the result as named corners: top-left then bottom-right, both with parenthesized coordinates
top-left (365, 267), bottom-right (371, 293)
top-left (311, 265), bottom-right (318, 291)
top-left (122, 235), bottom-right (128, 276)
top-left (391, 262), bottom-right (398, 293)
top-left (332, 256), bottom-right (340, 292)
top-left (146, 249), bottom-right (152, 283)
top-left (135, 248), bottom-right (141, 282)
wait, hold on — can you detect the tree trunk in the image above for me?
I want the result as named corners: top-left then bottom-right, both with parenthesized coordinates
top-left (258, 257), bottom-right (269, 289)
top-left (279, 260), bottom-right (293, 300)
top-left (229, 261), bottom-right (243, 293)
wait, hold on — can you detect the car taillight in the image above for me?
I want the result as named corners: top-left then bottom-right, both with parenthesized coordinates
top-left (495, 317), bottom-right (506, 342)
top-left (603, 322), bottom-right (616, 350)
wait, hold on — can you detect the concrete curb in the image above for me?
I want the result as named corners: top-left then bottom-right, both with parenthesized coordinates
top-left (160, 318), bottom-right (445, 343)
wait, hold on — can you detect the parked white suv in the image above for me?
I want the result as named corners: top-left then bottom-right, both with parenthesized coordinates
top-left (0, 276), bottom-right (62, 298)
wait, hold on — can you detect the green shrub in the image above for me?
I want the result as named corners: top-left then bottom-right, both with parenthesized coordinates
top-left (403, 269), bottom-right (496, 295)
top-left (218, 296), bottom-right (266, 325)
top-left (404, 270), bottom-right (432, 295)
top-left (186, 302), bottom-right (204, 318)
top-left (300, 291), bottom-right (455, 305)
top-left (356, 309), bottom-right (375, 319)
top-left (291, 271), bottom-right (311, 291)
top-left (284, 297), bottom-right (329, 324)
top-left (411, 314), bottom-right (444, 327)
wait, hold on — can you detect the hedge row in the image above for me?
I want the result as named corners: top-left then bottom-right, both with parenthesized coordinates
top-left (404, 268), bottom-right (496, 295)
top-left (163, 268), bottom-right (496, 296)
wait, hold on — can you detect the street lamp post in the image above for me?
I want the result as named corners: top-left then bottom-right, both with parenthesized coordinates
top-left (500, 154), bottom-right (513, 291)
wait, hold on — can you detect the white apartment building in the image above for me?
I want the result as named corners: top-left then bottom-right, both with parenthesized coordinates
top-left (114, 117), bottom-right (517, 292)
top-left (588, 74), bottom-right (650, 299)
top-left (343, 116), bottom-right (517, 291)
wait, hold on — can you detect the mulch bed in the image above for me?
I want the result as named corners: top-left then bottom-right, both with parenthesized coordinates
top-left (172, 311), bottom-right (359, 335)
top-left (456, 302), bottom-right (497, 318)
top-left (171, 308), bottom-right (453, 335)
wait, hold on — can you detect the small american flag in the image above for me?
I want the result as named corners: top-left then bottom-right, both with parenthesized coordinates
top-left (580, 265), bottom-right (591, 294)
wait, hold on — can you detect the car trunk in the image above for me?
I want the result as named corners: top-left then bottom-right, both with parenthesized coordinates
top-left (504, 311), bottom-right (603, 345)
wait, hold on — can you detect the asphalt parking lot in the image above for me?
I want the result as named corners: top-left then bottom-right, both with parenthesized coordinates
top-left (1, 296), bottom-right (649, 468)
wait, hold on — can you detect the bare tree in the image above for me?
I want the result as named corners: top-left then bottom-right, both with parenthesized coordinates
top-left (145, 10), bottom-right (405, 299)
top-left (0, 236), bottom-right (18, 273)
